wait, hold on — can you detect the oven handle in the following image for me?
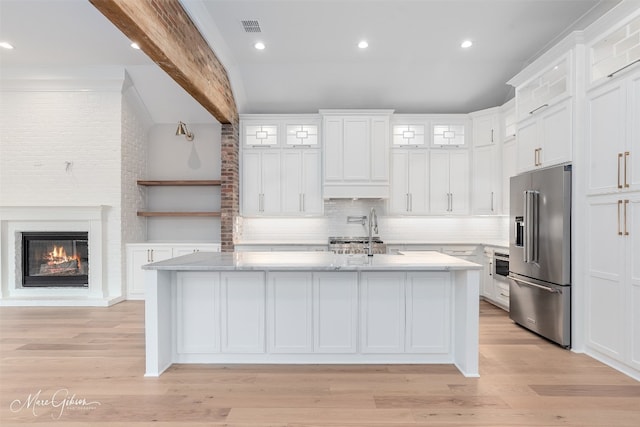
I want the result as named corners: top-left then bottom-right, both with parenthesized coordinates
top-left (508, 275), bottom-right (559, 293)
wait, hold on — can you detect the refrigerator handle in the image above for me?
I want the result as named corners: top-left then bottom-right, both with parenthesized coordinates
top-left (524, 190), bottom-right (539, 263)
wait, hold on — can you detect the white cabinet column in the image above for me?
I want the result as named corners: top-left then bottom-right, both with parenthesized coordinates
top-left (405, 272), bottom-right (451, 353)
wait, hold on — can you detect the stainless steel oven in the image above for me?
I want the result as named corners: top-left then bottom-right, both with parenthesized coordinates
top-left (493, 252), bottom-right (509, 280)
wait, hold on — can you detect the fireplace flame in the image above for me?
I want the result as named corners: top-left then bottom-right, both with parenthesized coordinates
top-left (46, 245), bottom-right (81, 268)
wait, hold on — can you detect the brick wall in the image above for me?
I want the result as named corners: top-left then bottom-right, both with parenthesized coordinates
top-left (221, 120), bottom-right (239, 252)
top-left (121, 81), bottom-right (151, 288)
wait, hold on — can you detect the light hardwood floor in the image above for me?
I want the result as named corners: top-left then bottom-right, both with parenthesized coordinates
top-left (1, 300), bottom-right (638, 426)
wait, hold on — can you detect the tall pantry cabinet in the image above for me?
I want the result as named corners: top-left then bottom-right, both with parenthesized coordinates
top-left (584, 10), bottom-right (640, 376)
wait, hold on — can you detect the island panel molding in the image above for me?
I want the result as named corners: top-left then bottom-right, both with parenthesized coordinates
top-left (142, 251), bottom-right (480, 377)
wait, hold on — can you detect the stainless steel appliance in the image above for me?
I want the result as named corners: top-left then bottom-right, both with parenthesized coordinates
top-left (493, 251), bottom-right (509, 280)
top-left (328, 237), bottom-right (386, 255)
top-left (509, 164), bottom-right (571, 347)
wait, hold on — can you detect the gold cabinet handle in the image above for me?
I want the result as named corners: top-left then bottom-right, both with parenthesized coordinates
top-left (618, 200), bottom-right (623, 236)
top-left (624, 152), bottom-right (630, 188)
top-left (618, 153), bottom-right (623, 189)
top-left (624, 200), bottom-right (629, 236)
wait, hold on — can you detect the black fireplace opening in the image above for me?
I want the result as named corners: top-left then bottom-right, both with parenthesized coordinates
top-left (22, 232), bottom-right (89, 287)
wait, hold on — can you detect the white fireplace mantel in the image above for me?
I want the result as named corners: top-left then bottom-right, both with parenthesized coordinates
top-left (0, 205), bottom-right (118, 306)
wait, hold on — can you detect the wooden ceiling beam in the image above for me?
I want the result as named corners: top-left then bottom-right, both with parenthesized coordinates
top-left (90, 0), bottom-right (237, 124)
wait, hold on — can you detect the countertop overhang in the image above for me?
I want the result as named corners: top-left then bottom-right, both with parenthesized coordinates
top-left (142, 250), bottom-right (482, 272)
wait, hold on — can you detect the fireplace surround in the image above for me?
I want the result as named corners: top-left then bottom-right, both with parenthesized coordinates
top-left (22, 232), bottom-right (89, 287)
top-left (0, 206), bottom-right (116, 306)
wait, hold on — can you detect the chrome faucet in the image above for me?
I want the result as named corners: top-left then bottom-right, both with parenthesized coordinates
top-left (367, 207), bottom-right (378, 257)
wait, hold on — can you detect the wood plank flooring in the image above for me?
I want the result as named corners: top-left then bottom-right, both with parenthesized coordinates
top-left (1, 301), bottom-right (638, 426)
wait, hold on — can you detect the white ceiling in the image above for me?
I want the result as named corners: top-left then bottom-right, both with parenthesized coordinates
top-left (0, 0), bottom-right (625, 121)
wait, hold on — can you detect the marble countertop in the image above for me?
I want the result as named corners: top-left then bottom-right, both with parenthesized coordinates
top-left (143, 251), bottom-right (482, 272)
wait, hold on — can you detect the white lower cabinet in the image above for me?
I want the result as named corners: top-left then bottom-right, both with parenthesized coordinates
top-left (360, 272), bottom-right (406, 353)
top-left (126, 243), bottom-right (221, 300)
top-left (313, 272), bottom-right (358, 353)
top-left (405, 272), bottom-right (450, 353)
top-left (265, 272), bottom-right (360, 354)
top-left (267, 272), bottom-right (313, 353)
top-left (220, 272), bottom-right (266, 353)
top-left (126, 245), bottom-right (173, 299)
top-left (360, 271), bottom-right (451, 354)
top-left (176, 273), bottom-right (220, 354)
top-left (172, 270), bottom-right (453, 359)
top-left (586, 195), bottom-right (640, 373)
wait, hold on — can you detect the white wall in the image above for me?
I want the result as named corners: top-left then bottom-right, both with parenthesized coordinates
top-left (0, 71), bottom-right (152, 299)
top-left (145, 122), bottom-right (221, 242)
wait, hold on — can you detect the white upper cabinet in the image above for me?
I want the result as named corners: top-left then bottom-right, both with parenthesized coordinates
top-left (390, 150), bottom-right (429, 215)
top-left (285, 124), bottom-right (319, 147)
top-left (515, 53), bottom-right (571, 122)
top-left (240, 115), bottom-right (323, 216)
top-left (586, 61), bottom-right (640, 196)
top-left (589, 12), bottom-right (640, 85)
top-left (430, 150), bottom-right (469, 214)
top-left (432, 122), bottom-right (467, 147)
top-left (392, 124), bottom-right (427, 147)
top-left (244, 123), bottom-right (279, 147)
top-left (242, 150), bottom-right (282, 215)
top-left (516, 98), bottom-right (572, 173)
top-left (472, 145), bottom-right (499, 215)
top-left (471, 108), bottom-right (500, 147)
top-left (281, 150), bottom-right (322, 215)
top-left (321, 110), bottom-right (393, 198)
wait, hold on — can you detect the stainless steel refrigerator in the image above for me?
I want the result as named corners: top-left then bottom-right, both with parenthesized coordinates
top-left (509, 164), bottom-right (571, 347)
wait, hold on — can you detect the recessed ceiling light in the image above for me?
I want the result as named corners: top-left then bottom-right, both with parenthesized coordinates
top-left (461, 40), bottom-right (473, 49)
top-left (254, 42), bottom-right (265, 50)
top-left (131, 42), bottom-right (140, 50)
top-left (358, 40), bottom-right (369, 49)
top-left (0, 42), bottom-right (14, 50)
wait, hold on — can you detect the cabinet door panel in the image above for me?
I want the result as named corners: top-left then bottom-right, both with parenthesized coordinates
top-left (629, 72), bottom-right (640, 192)
top-left (314, 272), bottom-right (358, 353)
top-left (301, 150), bottom-right (323, 215)
top-left (473, 146), bottom-right (496, 214)
top-left (371, 118), bottom-right (389, 181)
top-left (360, 272), bottom-right (405, 353)
top-left (281, 151), bottom-right (303, 214)
top-left (343, 118), bottom-right (370, 180)
top-left (540, 100), bottom-right (571, 167)
top-left (429, 151), bottom-right (450, 214)
top-left (516, 118), bottom-right (538, 173)
top-left (586, 83), bottom-right (626, 195)
top-left (242, 151), bottom-right (262, 214)
top-left (390, 151), bottom-right (409, 213)
top-left (628, 198), bottom-right (640, 370)
top-left (221, 272), bottom-right (265, 353)
top-left (406, 273), bottom-right (451, 353)
top-left (176, 272), bottom-right (220, 354)
top-left (586, 199), bottom-right (625, 359)
top-left (502, 141), bottom-right (516, 213)
top-left (261, 151), bottom-right (282, 214)
top-left (408, 151), bottom-right (429, 213)
top-left (323, 118), bottom-right (343, 181)
top-left (449, 151), bottom-right (470, 214)
top-left (267, 272), bottom-right (313, 353)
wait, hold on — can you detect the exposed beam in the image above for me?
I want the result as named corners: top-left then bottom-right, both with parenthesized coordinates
top-left (90, 0), bottom-right (237, 124)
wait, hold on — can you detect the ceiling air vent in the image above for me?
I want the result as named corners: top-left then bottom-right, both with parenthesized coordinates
top-left (241, 20), bottom-right (261, 33)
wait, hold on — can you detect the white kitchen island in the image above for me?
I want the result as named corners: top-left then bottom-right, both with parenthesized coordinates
top-left (142, 251), bottom-right (481, 377)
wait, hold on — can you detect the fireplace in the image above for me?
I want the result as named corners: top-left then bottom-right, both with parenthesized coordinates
top-left (22, 232), bottom-right (89, 287)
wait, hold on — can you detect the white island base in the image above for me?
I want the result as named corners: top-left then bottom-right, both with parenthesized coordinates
top-left (143, 251), bottom-right (480, 377)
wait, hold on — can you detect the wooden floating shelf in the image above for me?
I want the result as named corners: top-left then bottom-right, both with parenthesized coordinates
top-left (137, 212), bottom-right (221, 217)
top-left (137, 180), bottom-right (221, 186)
